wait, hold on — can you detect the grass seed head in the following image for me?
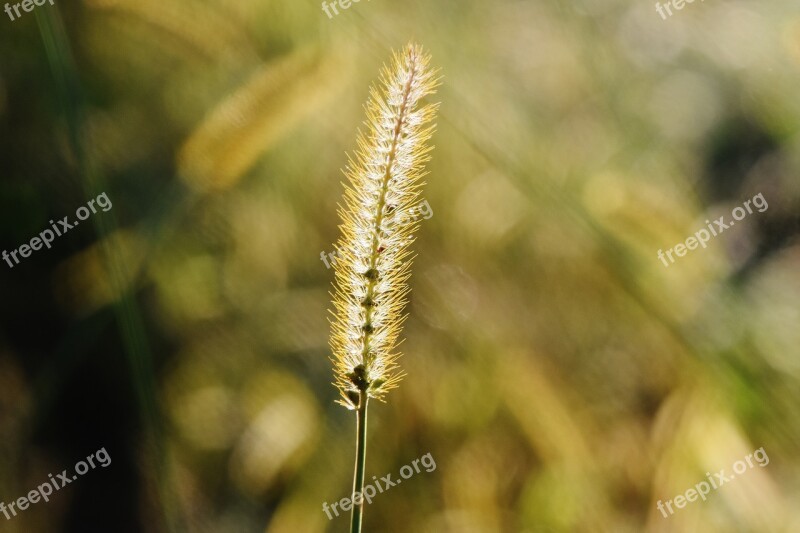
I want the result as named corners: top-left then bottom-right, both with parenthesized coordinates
top-left (329, 43), bottom-right (440, 409)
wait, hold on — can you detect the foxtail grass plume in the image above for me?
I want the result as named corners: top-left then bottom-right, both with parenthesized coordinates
top-left (330, 43), bottom-right (440, 410)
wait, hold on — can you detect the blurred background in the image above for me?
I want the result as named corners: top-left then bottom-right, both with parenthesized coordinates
top-left (1, 0), bottom-right (799, 531)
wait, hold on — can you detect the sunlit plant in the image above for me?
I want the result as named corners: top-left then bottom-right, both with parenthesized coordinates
top-left (328, 43), bottom-right (440, 532)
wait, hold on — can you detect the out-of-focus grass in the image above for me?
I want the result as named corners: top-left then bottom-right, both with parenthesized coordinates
top-left (0, 0), bottom-right (799, 532)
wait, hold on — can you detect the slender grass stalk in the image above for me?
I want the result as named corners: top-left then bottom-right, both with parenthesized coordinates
top-left (351, 394), bottom-right (368, 532)
top-left (36, 8), bottom-right (180, 533)
top-left (329, 43), bottom-right (439, 532)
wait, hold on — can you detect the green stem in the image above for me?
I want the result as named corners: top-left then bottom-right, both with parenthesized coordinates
top-left (350, 393), bottom-right (369, 533)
